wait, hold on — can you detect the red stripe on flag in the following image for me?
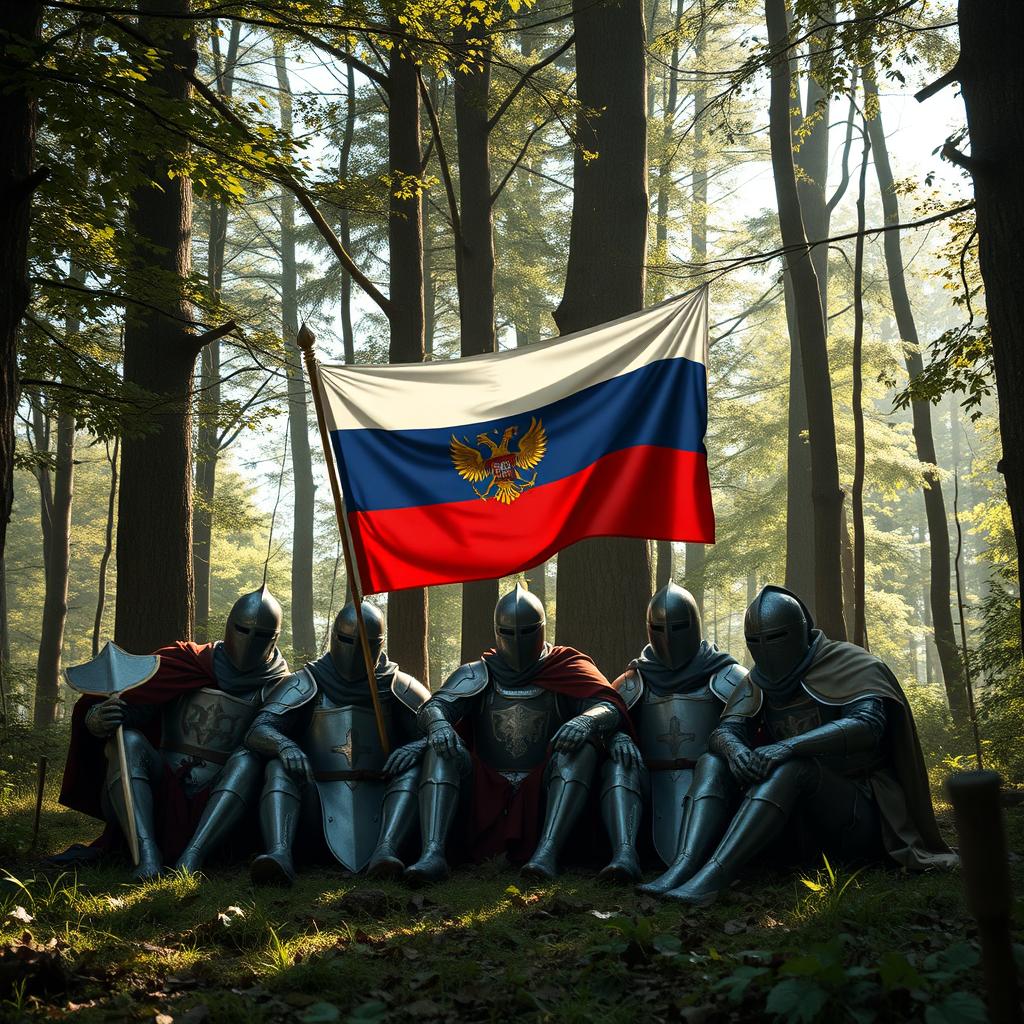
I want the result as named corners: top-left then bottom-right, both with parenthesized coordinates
top-left (349, 445), bottom-right (714, 594)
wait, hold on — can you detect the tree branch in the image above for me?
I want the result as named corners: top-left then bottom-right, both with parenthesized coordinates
top-left (487, 33), bottom-right (574, 133)
top-left (915, 63), bottom-right (960, 103)
top-left (417, 68), bottom-right (462, 246)
top-left (490, 116), bottom-right (551, 206)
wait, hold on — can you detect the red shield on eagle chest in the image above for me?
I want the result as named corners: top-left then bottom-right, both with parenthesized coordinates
top-left (487, 455), bottom-right (517, 481)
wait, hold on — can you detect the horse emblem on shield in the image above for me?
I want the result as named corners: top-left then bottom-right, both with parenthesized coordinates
top-left (449, 418), bottom-right (548, 504)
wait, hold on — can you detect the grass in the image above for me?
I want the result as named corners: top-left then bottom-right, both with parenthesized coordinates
top-left (0, 742), bottom-right (1021, 1023)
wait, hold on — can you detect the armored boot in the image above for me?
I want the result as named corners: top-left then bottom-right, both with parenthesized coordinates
top-left (175, 749), bottom-right (262, 874)
top-left (105, 731), bottom-right (163, 882)
top-left (663, 760), bottom-right (811, 905)
top-left (522, 743), bottom-right (597, 881)
top-left (367, 764), bottom-right (419, 879)
top-left (251, 760), bottom-right (301, 886)
top-left (597, 760), bottom-right (644, 883)
top-left (639, 753), bottom-right (737, 896)
top-left (404, 750), bottom-right (462, 886)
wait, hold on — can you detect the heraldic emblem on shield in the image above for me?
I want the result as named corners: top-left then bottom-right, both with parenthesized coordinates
top-left (449, 418), bottom-right (548, 504)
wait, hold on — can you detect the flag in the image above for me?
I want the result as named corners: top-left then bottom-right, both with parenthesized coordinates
top-left (316, 288), bottom-right (714, 594)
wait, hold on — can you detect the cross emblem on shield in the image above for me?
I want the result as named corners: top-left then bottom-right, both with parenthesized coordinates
top-left (331, 728), bottom-right (374, 767)
top-left (657, 716), bottom-right (696, 758)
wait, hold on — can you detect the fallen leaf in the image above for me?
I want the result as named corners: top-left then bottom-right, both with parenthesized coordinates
top-left (300, 1002), bottom-right (341, 1023)
top-left (588, 909), bottom-right (618, 920)
top-left (7, 906), bottom-right (32, 924)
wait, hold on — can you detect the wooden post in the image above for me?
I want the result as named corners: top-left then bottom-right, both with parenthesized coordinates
top-left (31, 756), bottom-right (47, 850)
top-left (946, 770), bottom-right (1021, 1024)
top-left (296, 323), bottom-right (390, 755)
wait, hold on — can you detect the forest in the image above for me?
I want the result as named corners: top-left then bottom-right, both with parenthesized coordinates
top-left (0, 1), bottom-right (1022, 1022)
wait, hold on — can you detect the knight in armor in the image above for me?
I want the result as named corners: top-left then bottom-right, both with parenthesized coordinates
top-left (404, 583), bottom-right (631, 884)
top-left (643, 585), bottom-right (954, 904)
top-left (598, 583), bottom-right (747, 883)
top-left (60, 587), bottom-right (293, 880)
top-left (245, 600), bottom-right (430, 885)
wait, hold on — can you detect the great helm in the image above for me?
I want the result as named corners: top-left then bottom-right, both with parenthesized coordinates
top-left (493, 583), bottom-right (546, 673)
top-left (330, 600), bottom-right (386, 681)
top-left (224, 586), bottom-right (282, 673)
top-left (743, 585), bottom-right (812, 689)
top-left (647, 583), bottom-right (702, 670)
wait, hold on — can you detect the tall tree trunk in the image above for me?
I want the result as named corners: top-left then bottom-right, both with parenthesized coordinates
top-left (0, 555), bottom-right (9, 671)
top-left (956, 1), bottom-right (1024, 642)
top-left (193, 18), bottom-right (239, 643)
top-left (765, 0), bottom-right (846, 639)
top-left (553, 0), bottom-right (651, 677)
top-left (115, 0), bottom-right (198, 654)
top-left (340, 58), bottom-right (356, 364)
top-left (385, 28), bottom-right (429, 686)
top-left (93, 437), bottom-right (119, 655)
top-left (453, 25), bottom-right (501, 663)
top-left (0, 2), bottom-right (43, 566)
top-left (863, 73), bottom-right (966, 710)
top-left (275, 43), bottom-right (317, 661)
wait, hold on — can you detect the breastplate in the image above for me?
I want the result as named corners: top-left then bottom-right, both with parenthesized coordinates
top-left (638, 683), bottom-right (723, 766)
top-left (161, 687), bottom-right (261, 765)
top-left (305, 694), bottom-right (392, 779)
top-left (473, 684), bottom-right (560, 772)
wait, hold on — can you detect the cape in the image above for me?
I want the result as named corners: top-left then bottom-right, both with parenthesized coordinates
top-left (457, 645), bottom-right (631, 864)
top-left (631, 640), bottom-right (737, 694)
top-left (305, 650), bottom-right (399, 706)
top-left (728, 636), bottom-right (955, 871)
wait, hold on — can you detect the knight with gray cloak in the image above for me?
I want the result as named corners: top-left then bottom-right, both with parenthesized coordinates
top-left (245, 600), bottom-right (430, 885)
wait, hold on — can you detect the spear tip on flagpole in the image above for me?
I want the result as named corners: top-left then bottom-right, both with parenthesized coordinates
top-left (297, 322), bottom-right (316, 354)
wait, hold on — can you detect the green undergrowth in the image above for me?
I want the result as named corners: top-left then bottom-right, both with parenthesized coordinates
top-left (0, 766), bottom-right (1020, 1023)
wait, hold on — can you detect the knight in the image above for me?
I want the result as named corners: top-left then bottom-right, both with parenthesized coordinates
top-left (644, 585), bottom-right (955, 904)
top-left (60, 586), bottom-right (295, 881)
top-left (404, 583), bottom-right (630, 884)
top-left (244, 600), bottom-right (430, 885)
top-left (598, 583), bottom-right (747, 883)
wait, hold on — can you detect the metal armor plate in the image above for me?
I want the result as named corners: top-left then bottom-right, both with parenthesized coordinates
top-left (474, 686), bottom-right (560, 772)
top-left (638, 685), bottom-right (724, 765)
top-left (161, 687), bottom-right (260, 765)
top-left (612, 669), bottom-right (644, 709)
top-left (305, 702), bottom-right (391, 871)
top-left (650, 766), bottom-right (695, 865)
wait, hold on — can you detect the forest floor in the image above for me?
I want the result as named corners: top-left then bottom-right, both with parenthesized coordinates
top-left (0, 729), bottom-right (1021, 1024)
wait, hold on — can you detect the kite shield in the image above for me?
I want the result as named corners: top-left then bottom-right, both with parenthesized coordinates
top-left (64, 642), bottom-right (161, 867)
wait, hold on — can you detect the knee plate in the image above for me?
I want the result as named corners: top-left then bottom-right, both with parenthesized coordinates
top-left (600, 758), bottom-right (646, 800)
top-left (106, 729), bottom-right (159, 782)
top-left (420, 745), bottom-right (471, 788)
top-left (546, 742), bottom-right (598, 788)
top-left (746, 757), bottom-right (818, 813)
top-left (689, 752), bottom-right (739, 801)
top-left (385, 762), bottom-right (421, 797)
top-left (212, 748), bottom-right (264, 799)
top-left (263, 758), bottom-right (302, 799)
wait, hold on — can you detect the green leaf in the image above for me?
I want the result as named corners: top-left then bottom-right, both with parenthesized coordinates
top-left (878, 951), bottom-right (925, 991)
top-left (346, 1002), bottom-right (388, 1024)
top-left (924, 992), bottom-right (988, 1024)
top-left (302, 1003), bottom-right (341, 1023)
top-left (714, 964), bottom-right (769, 1003)
top-left (653, 934), bottom-right (682, 955)
top-left (765, 978), bottom-right (830, 1023)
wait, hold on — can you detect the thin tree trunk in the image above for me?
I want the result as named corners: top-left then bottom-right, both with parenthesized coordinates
top-left (0, 555), bottom-right (9, 671)
top-left (386, 26), bottom-right (429, 686)
top-left (93, 437), bottom-right (119, 655)
top-left (0, 2), bottom-right (43, 567)
top-left (453, 24), bottom-right (501, 663)
top-left (765, 0), bottom-right (846, 639)
top-left (115, 0), bottom-right (198, 653)
top-left (275, 42), bottom-right (317, 661)
top-left (340, 59), bottom-right (356, 364)
top-left (553, 0), bottom-right (651, 677)
top-left (863, 71), bottom-right (966, 712)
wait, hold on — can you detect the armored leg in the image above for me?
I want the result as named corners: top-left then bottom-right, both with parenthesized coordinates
top-left (102, 729), bottom-right (163, 882)
top-left (639, 753), bottom-right (739, 896)
top-left (404, 747), bottom-right (469, 886)
top-left (175, 749), bottom-right (263, 874)
top-left (367, 762), bottom-right (420, 879)
top-left (251, 760), bottom-right (302, 887)
top-left (522, 741), bottom-right (599, 881)
top-left (597, 759), bottom-right (646, 883)
top-left (664, 757), bottom-right (817, 905)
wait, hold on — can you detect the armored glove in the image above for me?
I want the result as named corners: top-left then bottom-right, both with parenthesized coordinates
top-left (84, 698), bottom-right (127, 739)
top-left (418, 701), bottom-right (464, 760)
top-left (607, 731), bottom-right (643, 770)
top-left (551, 714), bottom-right (597, 753)
top-left (752, 742), bottom-right (794, 779)
top-left (709, 722), bottom-right (769, 787)
top-left (383, 738), bottom-right (428, 778)
top-left (278, 740), bottom-right (313, 782)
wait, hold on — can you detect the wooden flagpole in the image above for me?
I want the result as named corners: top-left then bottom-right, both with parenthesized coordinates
top-left (297, 323), bottom-right (390, 755)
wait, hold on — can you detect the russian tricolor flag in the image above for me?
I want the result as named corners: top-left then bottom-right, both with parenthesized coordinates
top-left (315, 288), bottom-right (714, 594)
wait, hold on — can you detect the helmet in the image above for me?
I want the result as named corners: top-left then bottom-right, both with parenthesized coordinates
top-left (494, 583), bottom-right (546, 673)
top-left (647, 583), bottom-right (702, 670)
top-left (744, 586), bottom-right (812, 689)
top-left (224, 586), bottom-right (282, 672)
top-left (330, 600), bottom-right (385, 681)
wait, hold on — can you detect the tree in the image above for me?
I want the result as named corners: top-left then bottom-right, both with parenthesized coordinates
top-left (553, 0), bottom-right (651, 677)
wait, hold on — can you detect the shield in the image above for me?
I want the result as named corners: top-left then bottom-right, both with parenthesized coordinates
top-left (638, 689), bottom-right (724, 765)
top-left (651, 767), bottom-right (695, 864)
top-left (161, 687), bottom-right (260, 763)
top-left (306, 704), bottom-right (388, 872)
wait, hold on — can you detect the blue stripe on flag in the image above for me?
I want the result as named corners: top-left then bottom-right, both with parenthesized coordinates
top-left (332, 355), bottom-right (708, 513)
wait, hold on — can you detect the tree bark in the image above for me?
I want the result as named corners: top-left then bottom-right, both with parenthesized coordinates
top-left (0, 2), bottom-right (43, 566)
top-left (115, 0), bottom-right (198, 654)
top-left (765, 0), bottom-right (846, 639)
top-left (340, 58), bottom-right (356, 364)
top-left (275, 43), bottom-right (317, 662)
top-left (453, 23), bottom-right (501, 663)
top-left (93, 438), bottom-right (119, 655)
top-left (552, 0), bottom-right (651, 677)
top-left (385, 28), bottom-right (429, 686)
top-left (863, 71), bottom-right (966, 710)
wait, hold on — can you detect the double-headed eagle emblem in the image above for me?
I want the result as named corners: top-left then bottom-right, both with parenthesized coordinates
top-left (450, 417), bottom-right (548, 504)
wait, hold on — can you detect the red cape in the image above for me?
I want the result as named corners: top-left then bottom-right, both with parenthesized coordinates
top-left (59, 642), bottom-right (217, 825)
top-left (456, 645), bottom-right (633, 865)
